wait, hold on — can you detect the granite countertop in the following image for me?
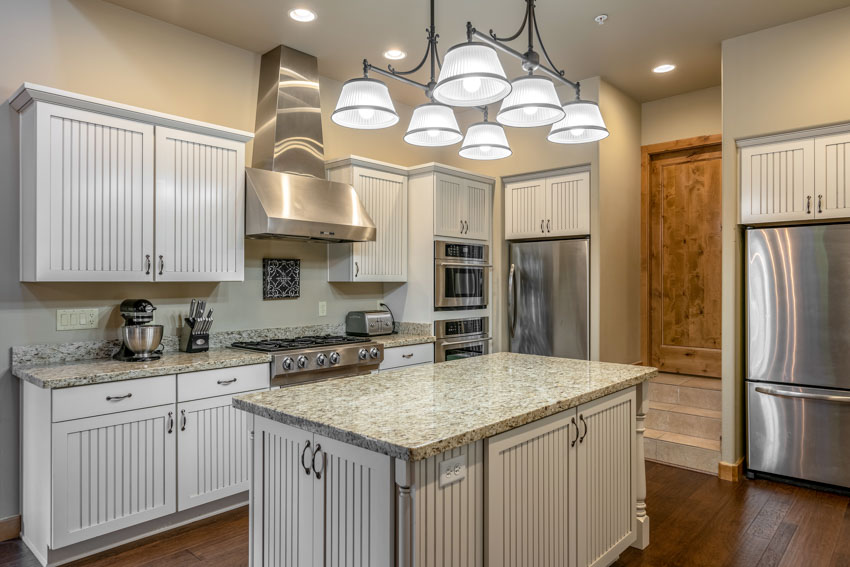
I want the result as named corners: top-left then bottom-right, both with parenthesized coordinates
top-left (234, 352), bottom-right (657, 462)
top-left (371, 333), bottom-right (436, 348)
top-left (13, 348), bottom-right (271, 389)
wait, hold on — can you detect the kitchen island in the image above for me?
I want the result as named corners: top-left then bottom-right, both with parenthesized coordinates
top-left (234, 352), bottom-right (656, 567)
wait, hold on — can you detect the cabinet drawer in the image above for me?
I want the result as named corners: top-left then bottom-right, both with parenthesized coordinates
top-left (380, 343), bottom-right (434, 370)
top-left (52, 375), bottom-right (176, 423)
top-left (177, 363), bottom-right (269, 402)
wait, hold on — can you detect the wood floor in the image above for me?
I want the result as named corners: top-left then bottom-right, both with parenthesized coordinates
top-left (3, 462), bottom-right (850, 566)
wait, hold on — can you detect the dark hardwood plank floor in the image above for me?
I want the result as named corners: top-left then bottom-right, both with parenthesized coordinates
top-left (2, 462), bottom-right (849, 566)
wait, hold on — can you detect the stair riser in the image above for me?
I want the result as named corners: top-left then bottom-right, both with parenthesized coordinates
top-left (649, 383), bottom-right (721, 411)
top-left (646, 409), bottom-right (721, 440)
top-left (645, 438), bottom-right (719, 475)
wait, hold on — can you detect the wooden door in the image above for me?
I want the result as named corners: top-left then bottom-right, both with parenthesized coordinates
top-left (815, 132), bottom-right (850, 220)
top-left (51, 405), bottom-right (176, 548)
top-left (154, 126), bottom-right (245, 282)
top-left (351, 167), bottom-right (408, 281)
top-left (740, 138), bottom-right (815, 224)
top-left (645, 139), bottom-right (723, 377)
top-left (505, 179), bottom-right (546, 239)
top-left (464, 180), bottom-right (491, 241)
top-left (547, 172), bottom-right (591, 237)
top-left (34, 102), bottom-right (154, 282)
top-left (576, 388), bottom-right (635, 567)
top-left (434, 173), bottom-right (466, 238)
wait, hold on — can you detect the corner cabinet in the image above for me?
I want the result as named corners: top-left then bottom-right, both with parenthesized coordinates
top-left (326, 159), bottom-right (408, 282)
top-left (433, 172), bottom-right (492, 241)
top-left (505, 170), bottom-right (590, 240)
top-left (12, 83), bottom-right (252, 282)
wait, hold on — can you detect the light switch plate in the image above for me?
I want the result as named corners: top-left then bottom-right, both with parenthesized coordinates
top-left (438, 454), bottom-right (466, 488)
top-left (318, 301), bottom-right (327, 317)
top-left (57, 308), bottom-right (98, 331)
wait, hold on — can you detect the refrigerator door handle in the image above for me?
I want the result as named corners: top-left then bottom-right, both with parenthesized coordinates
top-left (508, 263), bottom-right (517, 338)
top-left (754, 385), bottom-right (850, 404)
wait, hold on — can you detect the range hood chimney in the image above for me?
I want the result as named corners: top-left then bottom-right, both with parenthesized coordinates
top-left (246, 46), bottom-right (376, 242)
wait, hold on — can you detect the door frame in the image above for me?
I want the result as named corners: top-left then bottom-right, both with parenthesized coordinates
top-left (640, 134), bottom-right (723, 368)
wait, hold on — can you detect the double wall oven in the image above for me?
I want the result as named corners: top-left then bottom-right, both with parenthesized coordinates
top-left (434, 240), bottom-right (490, 309)
top-left (435, 317), bottom-right (491, 362)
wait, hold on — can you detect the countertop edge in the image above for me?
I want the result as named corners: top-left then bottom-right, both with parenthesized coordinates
top-left (372, 335), bottom-right (436, 348)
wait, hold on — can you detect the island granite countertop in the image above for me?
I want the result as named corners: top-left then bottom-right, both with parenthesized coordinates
top-left (13, 348), bottom-right (272, 389)
top-left (234, 352), bottom-right (656, 462)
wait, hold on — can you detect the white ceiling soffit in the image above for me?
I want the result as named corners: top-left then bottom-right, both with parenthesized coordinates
top-left (105, 0), bottom-right (850, 104)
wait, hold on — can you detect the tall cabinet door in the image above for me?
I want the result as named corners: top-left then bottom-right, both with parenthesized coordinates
top-left (434, 173), bottom-right (467, 238)
top-left (576, 388), bottom-right (636, 567)
top-left (505, 179), bottom-right (546, 239)
top-left (154, 127), bottom-right (245, 282)
top-left (740, 138), bottom-right (815, 224)
top-left (547, 172), bottom-right (590, 237)
top-left (51, 405), bottom-right (176, 549)
top-left (465, 179), bottom-right (492, 241)
top-left (815, 132), bottom-right (850, 220)
top-left (315, 435), bottom-right (392, 567)
top-left (351, 167), bottom-right (408, 282)
top-left (32, 102), bottom-right (154, 281)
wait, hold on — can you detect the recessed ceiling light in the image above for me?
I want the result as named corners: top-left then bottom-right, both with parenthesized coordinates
top-left (289, 8), bottom-right (316, 22)
top-left (384, 49), bottom-right (407, 60)
top-left (653, 64), bottom-right (676, 74)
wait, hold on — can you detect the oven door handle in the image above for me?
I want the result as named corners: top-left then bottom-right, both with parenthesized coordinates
top-left (437, 262), bottom-right (493, 268)
top-left (754, 385), bottom-right (850, 403)
top-left (439, 337), bottom-right (493, 347)
top-left (508, 263), bottom-right (517, 338)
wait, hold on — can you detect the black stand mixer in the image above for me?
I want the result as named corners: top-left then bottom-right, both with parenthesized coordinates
top-left (113, 299), bottom-right (165, 362)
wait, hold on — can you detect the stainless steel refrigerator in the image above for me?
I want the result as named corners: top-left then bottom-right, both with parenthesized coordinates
top-left (747, 224), bottom-right (850, 488)
top-left (508, 238), bottom-right (589, 359)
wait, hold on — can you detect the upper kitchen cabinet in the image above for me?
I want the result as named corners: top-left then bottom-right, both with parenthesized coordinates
top-left (814, 132), bottom-right (850, 220)
top-left (420, 165), bottom-right (493, 241)
top-left (11, 83), bottom-right (252, 282)
top-left (326, 157), bottom-right (408, 282)
top-left (505, 169), bottom-right (590, 240)
top-left (740, 138), bottom-right (815, 224)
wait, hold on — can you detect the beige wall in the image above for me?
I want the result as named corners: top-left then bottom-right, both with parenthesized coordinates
top-left (720, 6), bottom-right (850, 464)
top-left (641, 86), bottom-right (721, 146)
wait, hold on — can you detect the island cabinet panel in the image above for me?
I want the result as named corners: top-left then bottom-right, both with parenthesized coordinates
top-left (486, 410), bottom-right (577, 567)
top-left (51, 404), bottom-right (177, 549)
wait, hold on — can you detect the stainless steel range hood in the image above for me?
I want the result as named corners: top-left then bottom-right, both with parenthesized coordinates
top-left (246, 46), bottom-right (375, 242)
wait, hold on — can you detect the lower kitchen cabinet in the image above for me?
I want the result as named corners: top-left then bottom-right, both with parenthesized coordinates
top-left (379, 343), bottom-right (435, 371)
top-left (250, 416), bottom-right (392, 567)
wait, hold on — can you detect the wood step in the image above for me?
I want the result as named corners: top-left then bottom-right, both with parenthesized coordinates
top-left (644, 428), bottom-right (720, 475)
top-left (649, 374), bottom-right (722, 411)
top-left (646, 401), bottom-right (721, 440)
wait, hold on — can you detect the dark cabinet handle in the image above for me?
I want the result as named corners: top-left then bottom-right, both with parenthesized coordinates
top-left (541, 220), bottom-right (544, 233)
top-left (180, 409), bottom-right (187, 431)
top-left (301, 440), bottom-right (313, 476)
top-left (579, 414), bottom-right (588, 443)
top-left (159, 255), bottom-right (164, 275)
top-left (106, 393), bottom-right (132, 402)
top-left (818, 194), bottom-right (823, 214)
top-left (806, 195), bottom-right (812, 214)
top-left (217, 378), bottom-right (237, 385)
top-left (145, 255), bottom-right (151, 275)
top-left (167, 411), bottom-right (174, 434)
top-left (312, 443), bottom-right (325, 479)
top-left (547, 220), bottom-right (551, 232)
top-left (571, 416), bottom-right (579, 447)
top-left (355, 261), bottom-right (359, 278)
top-left (402, 353), bottom-right (414, 359)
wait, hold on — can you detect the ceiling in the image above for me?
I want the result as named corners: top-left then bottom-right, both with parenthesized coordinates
top-left (105, 0), bottom-right (850, 105)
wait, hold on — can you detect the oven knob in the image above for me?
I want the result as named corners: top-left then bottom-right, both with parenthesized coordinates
top-left (297, 355), bottom-right (308, 369)
top-left (282, 357), bottom-right (294, 371)
top-left (358, 348), bottom-right (368, 360)
top-left (316, 353), bottom-right (327, 366)
top-left (329, 352), bottom-right (340, 365)
top-left (369, 347), bottom-right (380, 359)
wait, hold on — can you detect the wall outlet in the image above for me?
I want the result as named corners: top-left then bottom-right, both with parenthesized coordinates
top-left (318, 301), bottom-right (327, 317)
top-left (57, 308), bottom-right (98, 331)
top-left (377, 300), bottom-right (384, 310)
top-left (438, 454), bottom-right (467, 488)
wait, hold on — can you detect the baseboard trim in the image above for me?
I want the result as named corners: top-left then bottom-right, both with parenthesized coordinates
top-left (0, 514), bottom-right (21, 542)
top-left (718, 457), bottom-right (745, 482)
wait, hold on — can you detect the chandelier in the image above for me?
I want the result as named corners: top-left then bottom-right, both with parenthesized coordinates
top-left (332, 0), bottom-right (609, 160)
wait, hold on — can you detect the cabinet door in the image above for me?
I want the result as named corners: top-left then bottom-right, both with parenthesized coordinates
top-left (154, 127), bottom-right (245, 281)
top-left (252, 417), bottom-right (314, 567)
top-left (576, 388), bottom-right (636, 567)
top-left (33, 102), bottom-right (154, 281)
top-left (351, 167), bottom-right (408, 282)
top-left (464, 180), bottom-right (492, 241)
top-left (740, 139), bottom-right (815, 224)
top-left (51, 405), bottom-right (176, 549)
top-left (486, 409), bottom-right (577, 567)
top-left (505, 179), bottom-right (546, 240)
top-left (815, 132), bottom-right (850, 220)
top-left (547, 172), bottom-right (590, 237)
top-left (434, 173), bottom-right (467, 238)
top-left (316, 435), bottom-right (392, 567)
top-left (177, 390), bottom-right (263, 511)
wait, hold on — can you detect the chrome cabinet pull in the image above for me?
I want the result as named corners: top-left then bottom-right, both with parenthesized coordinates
top-left (806, 195), bottom-right (812, 214)
top-left (579, 414), bottom-right (588, 443)
top-left (818, 194), bottom-right (823, 214)
top-left (145, 254), bottom-right (151, 275)
top-left (402, 353), bottom-right (414, 359)
top-left (217, 378), bottom-right (237, 385)
top-left (301, 440), bottom-right (313, 476)
top-left (755, 385), bottom-right (850, 403)
top-left (106, 393), bottom-right (132, 402)
top-left (167, 411), bottom-right (174, 434)
top-left (311, 443), bottom-right (325, 480)
top-left (180, 409), bottom-right (187, 431)
top-left (547, 220), bottom-right (551, 232)
top-left (571, 416), bottom-right (579, 447)
top-left (355, 261), bottom-right (359, 278)
top-left (541, 219), bottom-right (545, 233)
top-left (158, 255), bottom-right (164, 275)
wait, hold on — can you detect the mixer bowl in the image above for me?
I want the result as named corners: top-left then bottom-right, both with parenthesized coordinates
top-left (122, 324), bottom-right (164, 356)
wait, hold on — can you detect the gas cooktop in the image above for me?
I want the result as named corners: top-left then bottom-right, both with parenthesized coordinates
top-left (231, 335), bottom-right (370, 353)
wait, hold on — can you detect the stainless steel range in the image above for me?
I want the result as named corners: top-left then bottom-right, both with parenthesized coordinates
top-left (231, 335), bottom-right (384, 387)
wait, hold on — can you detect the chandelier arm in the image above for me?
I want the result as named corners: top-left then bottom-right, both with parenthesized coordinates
top-left (388, 39), bottom-right (432, 76)
top-left (532, 9), bottom-right (567, 80)
top-left (367, 63), bottom-right (430, 91)
top-left (488, 0), bottom-right (529, 42)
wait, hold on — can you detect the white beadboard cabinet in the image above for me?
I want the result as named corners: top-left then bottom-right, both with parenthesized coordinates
top-left (250, 416), bottom-right (392, 567)
top-left (814, 132), bottom-right (850, 220)
top-left (11, 83), bottom-right (252, 282)
top-left (326, 159), bottom-right (408, 282)
top-left (740, 138), bottom-right (815, 224)
top-left (434, 172), bottom-right (493, 241)
top-left (155, 127), bottom-right (245, 281)
top-left (505, 170), bottom-right (590, 240)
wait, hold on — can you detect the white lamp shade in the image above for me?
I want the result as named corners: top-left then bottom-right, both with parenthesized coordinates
top-left (332, 78), bottom-right (399, 129)
top-left (459, 122), bottom-right (512, 160)
top-left (432, 43), bottom-right (512, 107)
top-left (404, 103), bottom-right (463, 146)
top-left (496, 76), bottom-right (565, 127)
top-left (547, 100), bottom-right (609, 144)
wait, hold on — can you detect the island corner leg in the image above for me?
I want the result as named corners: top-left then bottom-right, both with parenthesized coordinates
top-left (632, 380), bottom-right (650, 549)
top-left (395, 459), bottom-right (413, 567)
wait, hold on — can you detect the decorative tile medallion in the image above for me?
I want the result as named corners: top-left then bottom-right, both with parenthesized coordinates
top-left (262, 258), bottom-right (300, 299)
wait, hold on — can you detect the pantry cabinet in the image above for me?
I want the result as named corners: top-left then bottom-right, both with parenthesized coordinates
top-left (11, 83), bottom-right (252, 282)
top-left (505, 170), bottom-right (590, 240)
top-left (434, 172), bottom-right (492, 241)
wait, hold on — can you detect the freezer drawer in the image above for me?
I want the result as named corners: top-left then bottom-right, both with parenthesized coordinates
top-left (748, 381), bottom-right (850, 488)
